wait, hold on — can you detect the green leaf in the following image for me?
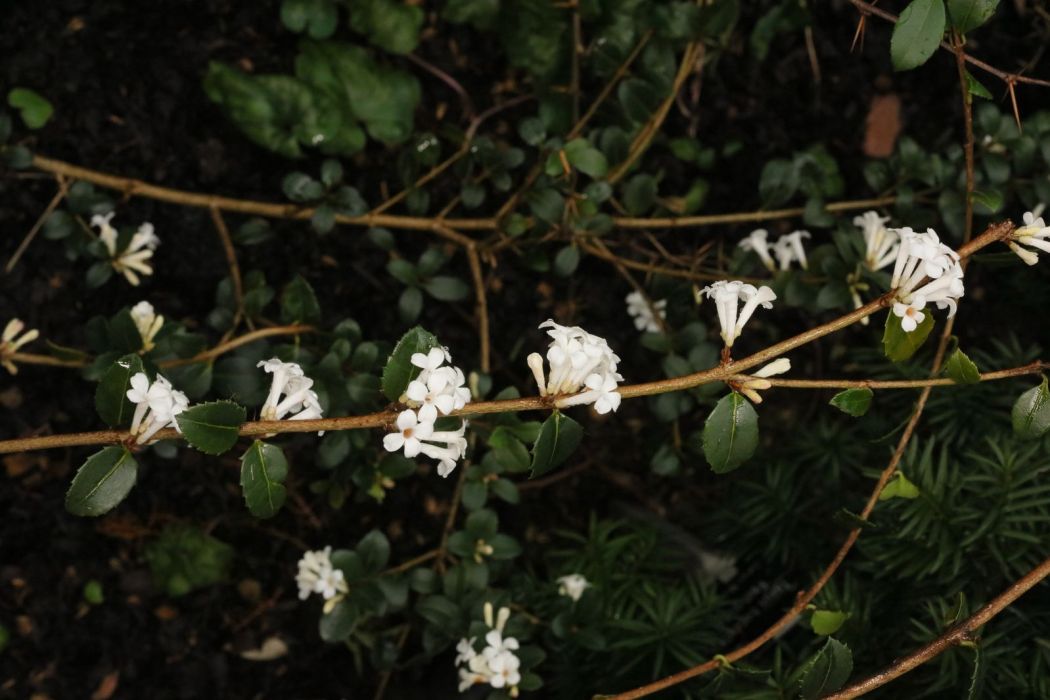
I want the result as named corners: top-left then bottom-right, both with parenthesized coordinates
top-left (382, 326), bottom-right (439, 401)
top-left (944, 346), bottom-right (980, 384)
top-left (529, 411), bottom-right (584, 479)
top-left (7, 88), bottom-right (53, 129)
top-left (146, 525), bottom-right (233, 597)
top-left (398, 286), bottom-right (424, 322)
top-left (623, 174), bottom-right (658, 215)
top-left (758, 158), bottom-right (798, 207)
top-left (702, 392), bottom-right (759, 473)
top-left (348, 0), bottom-right (424, 54)
top-left (240, 441), bottom-right (289, 518)
top-left (423, 276), bottom-right (470, 302)
top-left (811, 610), bottom-right (849, 636)
top-left (281, 274), bottom-right (322, 324)
top-left (880, 471), bottom-right (921, 501)
top-left (964, 69), bottom-right (992, 99)
top-left (94, 354), bottom-right (144, 427)
top-left (890, 0), bottom-right (946, 72)
top-left (65, 447), bottom-right (138, 516)
top-left (882, 310), bottom-right (935, 362)
top-left (972, 189), bottom-right (1003, 214)
top-left (553, 246), bottom-right (580, 277)
top-left (527, 187), bottom-right (565, 224)
top-left (176, 400), bottom-right (247, 455)
top-left (1012, 376), bottom-right (1050, 440)
top-left (564, 138), bottom-right (609, 178)
top-left (280, 0), bottom-right (338, 38)
top-left (967, 644), bottom-right (986, 700)
top-left (947, 0), bottom-right (998, 34)
top-left (829, 388), bottom-right (873, 417)
top-left (798, 638), bottom-right (853, 699)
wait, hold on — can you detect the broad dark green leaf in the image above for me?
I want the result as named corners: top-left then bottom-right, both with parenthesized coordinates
top-left (176, 400), bottom-right (247, 455)
top-left (882, 310), bottom-right (935, 362)
top-left (281, 274), bottom-right (322, 324)
top-left (944, 346), bottom-right (980, 384)
top-left (280, 0), bottom-right (338, 38)
top-left (829, 388), bottom-right (873, 417)
top-left (381, 326), bottom-right (439, 401)
top-left (623, 174), bottom-right (658, 215)
top-left (319, 599), bottom-right (356, 641)
top-left (797, 637), bottom-right (853, 699)
top-left (702, 392), bottom-right (759, 473)
top-left (423, 276), bottom-right (470, 302)
top-left (94, 354), bottom-right (144, 427)
top-left (7, 87), bottom-right (53, 129)
top-left (947, 0), bottom-right (998, 34)
top-left (240, 441), bottom-right (289, 518)
top-left (1012, 376), bottom-right (1050, 440)
top-left (348, 0), bottom-right (424, 54)
top-left (529, 411), bottom-right (584, 479)
top-left (891, 0), bottom-right (946, 72)
top-left (65, 447), bottom-right (138, 516)
top-left (564, 138), bottom-right (609, 178)
top-left (526, 187), bottom-right (565, 224)
top-left (811, 610), bottom-right (849, 636)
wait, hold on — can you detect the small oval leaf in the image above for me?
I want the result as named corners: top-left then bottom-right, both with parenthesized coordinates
top-left (176, 400), bottom-right (247, 455)
top-left (944, 346), bottom-right (981, 384)
top-left (811, 610), bottom-right (849, 636)
top-left (703, 392), bottom-right (759, 473)
top-left (95, 354), bottom-right (144, 427)
top-left (829, 388), bottom-right (873, 417)
top-left (240, 440), bottom-right (289, 518)
top-left (65, 447), bottom-right (138, 517)
top-left (381, 326), bottom-right (439, 401)
top-left (529, 411), bottom-right (584, 479)
top-left (882, 310), bottom-right (935, 362)
top-left (890, 0), bottom-right (946, 72)
top-left (1012, 376), bottom-right (1050, 440)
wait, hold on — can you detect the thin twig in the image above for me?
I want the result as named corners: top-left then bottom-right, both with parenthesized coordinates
top-left (6, 176), bottom-right (69, 273)
top-left (209, 206), bottom-right (250, 333)
top-left (954, 34), bottom-right (976, 241)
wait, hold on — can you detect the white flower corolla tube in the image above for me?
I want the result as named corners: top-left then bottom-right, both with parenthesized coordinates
top-left (854, 210), bottom-right (899, 271)
top-left (403, 347), bottom-right (471, 422)
top-left (295, 546), bottom-right (348, 607)
top-left (698, 281), bottom-right (777, 348)
top-left (383, 409), bottom-right (468, 478)
top-left (887, 228), bottom-right (965, 332)
top-left (625, 291), bottom-right (667, 333)
top-left (772, 230), bottom-right (811, 270)
top-left (130, 301), bottom-right (164, 351)
top-left (527, 320), bottom-right (623, 414)
top-left (1, 318), bottom-right (40, 375)
top-left (557, 574), bottom-right (591, 602)
top-left (1008, 210), bottom-right (1050, 265)
top-left (738, 357), bottom-right (791, 404)
top-left (91, 213), bottom-right (158, 286)
top-left (739, 229), bottom-right (777, 271)
top-left (257, 358), bottom-right (325, 422)
top-left (455, 603), bottom-right (521, 694)
top-left (125, 371), bottom-right (189, 444)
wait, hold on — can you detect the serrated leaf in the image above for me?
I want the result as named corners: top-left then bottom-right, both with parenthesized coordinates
top-left (95, 354), bottom-right (144, 427)
top-left (702, 392), bottom-right (759, 473)
top-left (967, 644), bottom-right (986, 700)
top-left (529, 411), bottom-right (583, 479)
top-left (797, 637), bottom-right (853, 699)
top-left (381, 326), bottom-right (439, 401)
top-left (882, 310), bottom-right (935, 362)
top-left (176, 401), bottom-right (246, 455)
top-left (944, 346), bottom-right (980, 384)
top-left (947, 0), bottom-right (998, 34)
top-left (811, 610), bottom-right (849, 636)
top-left (65, 447), bottom-right (138, 516)
top-left (891, 0), bottom-right (946, 72)
top-left (829, 388), bottom-right (873, 417)
top-left (280, 274), bottom-right (321, 324)
top-left (1012, 376), bottom-right (1050, 440)
top-left (240, 441), bottom-right (289, 518)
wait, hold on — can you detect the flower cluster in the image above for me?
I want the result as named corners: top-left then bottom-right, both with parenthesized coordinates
top-left (736, 357), bottom-right (792, 404)
top-left (527, 321), bottom-right (622, 414)
top-left (854, 210), bottom-right (899, 271)
top-left (625, 291), bottom-right (666, 333)
top-left (557, 573), bottom-right (590, 602)
top-left (92, 213), bottom-right (159, 286)
top-left (384, 348), bottom-right (470, 477)
top-left (130, 301), bottom-right (164, 352)
top-left (889, 228), bottom-right (965, 332)
top-left (1008, 209), bottom-right (1050, 265)
top-left (295, 546), bottom-right (348, 612)
top-left (739, 229), bottom-right (810, 271)
top-left (455, 603), bottom-right (521, 695)
top-left (127, 371), bottom-right (189, 444)
top-left (258, 359), bottom-right (324, 423)
top-left (698, 281), bottom-right (777, 348)
top-left (1, 318), bottom-right (39, 375)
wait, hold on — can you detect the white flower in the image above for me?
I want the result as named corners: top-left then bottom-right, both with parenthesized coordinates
top-left (125, 371), bottom-right (188, 444)
top-left (854, 211), bottom-right (899, 271)
top-left (383, 409), bottom-right (432, 458)
top-left (91, 213), bottom-right (157, 286)
top-left (557, 573), bottom-right (591, 601)
top-left (382, 410), bottom-right (468, 477)
top-left (529, 321), bottom-right (623, 414)
top-left (739, 229), bottom-right (777, 271)
top-left (887, 228), bottom-right (964, 332)
top-left (130, 301), bottom-right (164, 352)
top-left (411, 347), bottom-right (451, 374)
top-left (404, 358), bottom-right (470, 423)
top-left (772, 230), bottom-right (811, 270)
top-left (257, 358), bottom-right (324, 426)
top-left (454, 605), bottom-right (521, 695)
top-left (752, 357), bottom-right (791, 378)
top-left (625, 291), bottom-right (667, 333)
top-left (698, 550), bottom-right (738, 583)
top-left (738, 357), bottom-right (790, 404)
top-left (698, 281), bottom-right (777, 348)
top-left (1009, 210), bottom-right (1050, 265)
top-left (295, 546), bottom-right (349, 601)
top-left (1, 318), bottom-right (40, 375)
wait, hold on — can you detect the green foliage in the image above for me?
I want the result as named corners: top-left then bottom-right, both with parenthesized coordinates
top-left (1011, 377), bottom-right (1050, 440)
top-left (7, 88), bottom-right (53, 129)
top-left (381, 326), bottom-right (439, 401)
top-left (530, 411), bottom-right (584, 479)
top-left (176, 400), bottom-right (247, 455)
top-left (883, 310), bottom-right (935, 362)
top-left (796, 637), bottom-right (853, 698)
top-left (280, 274), bottom-right (322, 324)
top-left (280, 0), bottom-right (338, 39)
top-left (810, 610), bottom-right (848, 636)
top-left (94, 354), bottom-right (144, 427)
top-left (65, 447), bottom-right (138, 517)
top-left (240, 441), bottom-right (290, 518)
top-left (348, 0), bottom-right (423, 54)
top-left (947, 0), bottom-right (999, 34)
top-left (702, 392), bottom-right (759, 473)
top-left (944, 346), bottom-right (981, 384)
top-left (145, 525), bottom-right (234, 597)
top-left (830, 388), bottom-right (873, 417)
top-left (891, 0), bottom-right (946, 72)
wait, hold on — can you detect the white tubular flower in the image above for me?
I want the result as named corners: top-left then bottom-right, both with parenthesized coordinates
top-left (91, 213), bottom-right (157, 286)
top-left (130, 301), bottom-right (164, 352)
top-left (738, 358), bottom-right (790, 404)
top-left (698, 281), bottom-right (777, 348)
top-left (1009, 210), bottom-right (1050, 265)
top-left (257, 358), bottom-right (323, 424)
top-left (404, 348), bottom-right (471, 423)
top-left (383, 409), bottom-right (433, 458)
top-left (556, 574), bottom-right (591, 602)
top-left (772, 230), bottom-right (811, 270)
top-left (625, 291), bottom-right (667, 333)
top-left (531, 321), bottom-right (623, 414)
top-left (854, 210), bottom-right (899, 270)
top-left (382, 410), bottom-right (468, 477)
top-left (739, 228), bottom-right (777, 271)
top-left (1, 318), bottom-right (40, 375)
top-left (887, 228), bottom-right (965, 332)
top-left (125, 371), bottom-right (188, 444)
top-left (295, 546), bottom-right (348, 602)
top-left (456, 604), bottom-right (521, 695)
